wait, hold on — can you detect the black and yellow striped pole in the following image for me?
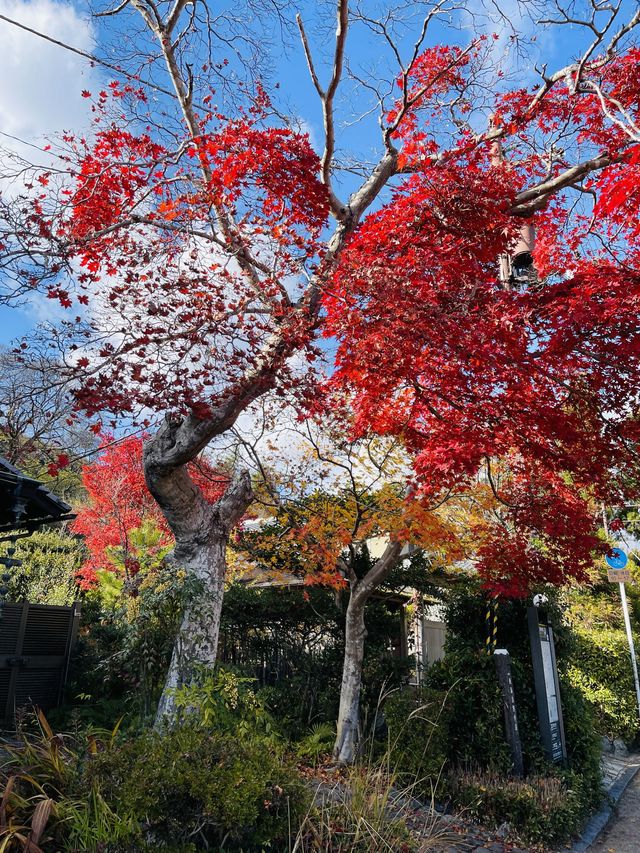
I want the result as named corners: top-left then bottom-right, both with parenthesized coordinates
top-left (485, 596), bottom-right (499, 655)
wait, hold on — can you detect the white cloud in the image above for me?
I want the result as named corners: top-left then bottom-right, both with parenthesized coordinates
top-left (0, 0), bottom-right (100, 153)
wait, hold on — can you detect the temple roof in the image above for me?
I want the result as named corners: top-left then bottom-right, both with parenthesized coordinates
top-left (0, 456), bottom-right (74, 533)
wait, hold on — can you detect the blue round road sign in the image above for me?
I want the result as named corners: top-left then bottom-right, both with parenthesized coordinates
top-left (605, 547), bottom-right (628, 570)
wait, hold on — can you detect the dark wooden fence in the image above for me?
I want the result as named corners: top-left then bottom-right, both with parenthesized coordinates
top-left (0, 602), bottom-right (80, 726)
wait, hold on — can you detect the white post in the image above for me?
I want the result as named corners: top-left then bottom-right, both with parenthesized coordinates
top-left (619, 581), bottom-right (640, 720)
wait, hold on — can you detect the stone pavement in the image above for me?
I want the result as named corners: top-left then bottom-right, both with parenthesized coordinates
top-left (562, 744), bottom-right (640, 853)
top-left (587, 770), bottom-right (640, 853)
top-left (601, 746), bottom-right (639, 793)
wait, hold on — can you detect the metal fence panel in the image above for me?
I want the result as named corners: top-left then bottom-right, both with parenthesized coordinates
top-left (0, 601), bottom-right (80, 726)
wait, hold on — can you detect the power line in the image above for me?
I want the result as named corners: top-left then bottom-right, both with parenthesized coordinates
top-left (0, 12), bottom-right (181, 104)
top-left (0, 129), bottom-right (67, 159)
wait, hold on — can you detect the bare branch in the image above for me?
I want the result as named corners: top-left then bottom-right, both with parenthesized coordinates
top-left (511, 152), bottom-right (619, 215)
top-left (296, 1), bottom-right (349, 220)
top-left (295, 13), bottom-right (324, 98)
top-left (166, 0), bottom-right (191, 33)
top-left (95, 0), bottom-right (131, 18)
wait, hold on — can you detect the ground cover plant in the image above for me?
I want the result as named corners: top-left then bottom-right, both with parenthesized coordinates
top-left (1, 675), bottom-right (308, 852)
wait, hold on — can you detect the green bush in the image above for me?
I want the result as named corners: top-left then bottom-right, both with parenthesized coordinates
top-left (295, 722), bottom-right (336, 766)
top-left (426, 649), bottom-right (516, 775)
top-left (92, 721), bottom-right (306, 851)
top-left (566, 624), bottom-right (640, 743)
top-left (448, 769), bottom-right (589, 845)
top-left (62, 559), bottom-right (187, 728)
top-left (89, 667), bottom-right (307, 850)
top-left (0, 527), bottom-right (84, 605)
top-left (561, 573), bottom-right (640, 744)
top-left (4, 672), bottom-right (309, 851)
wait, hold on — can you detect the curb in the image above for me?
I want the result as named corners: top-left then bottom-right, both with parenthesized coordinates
top-left (567, 761), bottom-right (640, 852)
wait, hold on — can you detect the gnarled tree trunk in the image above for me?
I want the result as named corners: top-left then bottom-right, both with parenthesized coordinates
top-left (153, 514), bottom-right (243, 725)
top-left (144, 416), bottom-right (253, 727)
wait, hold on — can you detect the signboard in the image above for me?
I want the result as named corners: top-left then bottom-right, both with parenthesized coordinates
top-left (606, 547), bottom-right (628, 570)
top-left (608, 568), bottom-right (632, 583)
top-left (528, 607), bottom-right (567, 764)
top-left (606, 548), bottom-right (631, 584)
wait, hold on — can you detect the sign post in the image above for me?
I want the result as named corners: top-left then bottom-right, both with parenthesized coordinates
top-left (528, 607), bottom-right (567, 764)
top-left (606, 548), bottom-right (640, 721)
top-left (493, 649), bottom-right (524, 777)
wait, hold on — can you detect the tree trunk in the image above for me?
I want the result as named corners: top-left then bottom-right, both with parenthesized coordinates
top-left (332, 541), bottom-right (403, 764)
top-left (333, 590), bottom-right (367, 764)
top-left (144, 418), bottom-right (253, 727)
top-left (154, 526), bottom-right (229, 724)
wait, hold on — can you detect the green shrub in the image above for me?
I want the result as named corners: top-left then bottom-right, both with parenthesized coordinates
top-left (170, 665), bottom-right (280, 739)
top-left (63, 560), bottom-right (187, 728)
top-left (558, 679), bottom-right (603, 813)
top-left (85, 668), bottom-right (306, 850)
top-left (92, 722), bottom-right (307, 850)
top-left (296, 723), bottom-right (336, 766)
top-left (426, 649), bottom-right (515, 775)
top-left (4, 672), bottom-right (309, 852)
top-left (0, 528), bottom-right (84, 605)
top-left (566, 625), bottom-right (640, 743)
top-left (447, 769), bottom-right (592, 845)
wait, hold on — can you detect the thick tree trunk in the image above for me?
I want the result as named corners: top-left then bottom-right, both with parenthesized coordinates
top-left (333, 591), bottom-right (367, 765)
top-left (154, 526), bottom-right (229, 724)
top-left (144, 417), bottom-right (253, 728)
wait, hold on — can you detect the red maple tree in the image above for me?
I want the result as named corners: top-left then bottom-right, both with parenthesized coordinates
top-left (324, 41), bottom-right (640, 597)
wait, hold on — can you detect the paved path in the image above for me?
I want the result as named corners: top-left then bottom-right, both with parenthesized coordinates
top-left (589, 771), bottom-right (640, 853)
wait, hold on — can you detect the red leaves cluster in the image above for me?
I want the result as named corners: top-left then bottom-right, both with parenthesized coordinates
top-left (73, 435), bottom-right (226, 587)
top-left (71, 128), bottom-right (166, 254)
top-left (38, 88), bottom-right (329, 418)
top-left (47, 452), bottom-right (70, 478)
top-left (324, 49), bottom-right (640, 597)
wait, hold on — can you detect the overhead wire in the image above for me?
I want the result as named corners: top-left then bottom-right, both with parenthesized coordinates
top-left (0, 12), bottom-right (182, 104)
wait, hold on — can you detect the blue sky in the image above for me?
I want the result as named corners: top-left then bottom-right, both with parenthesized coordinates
top-left (0, 0), bottom-right (638, 347)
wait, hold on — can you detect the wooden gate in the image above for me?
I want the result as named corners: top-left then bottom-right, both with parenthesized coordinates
top-left (0, 602), bottom-right (80, 726)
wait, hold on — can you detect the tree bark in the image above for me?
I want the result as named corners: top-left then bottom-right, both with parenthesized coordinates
top-left (154, 528), bottom-right (228, 724)
top-left (333, 590), bottom-right (367, 765)
top-left (144, 418), bottom-right (253, 727)
top-left (333, 541), bottom-right (403, 764)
